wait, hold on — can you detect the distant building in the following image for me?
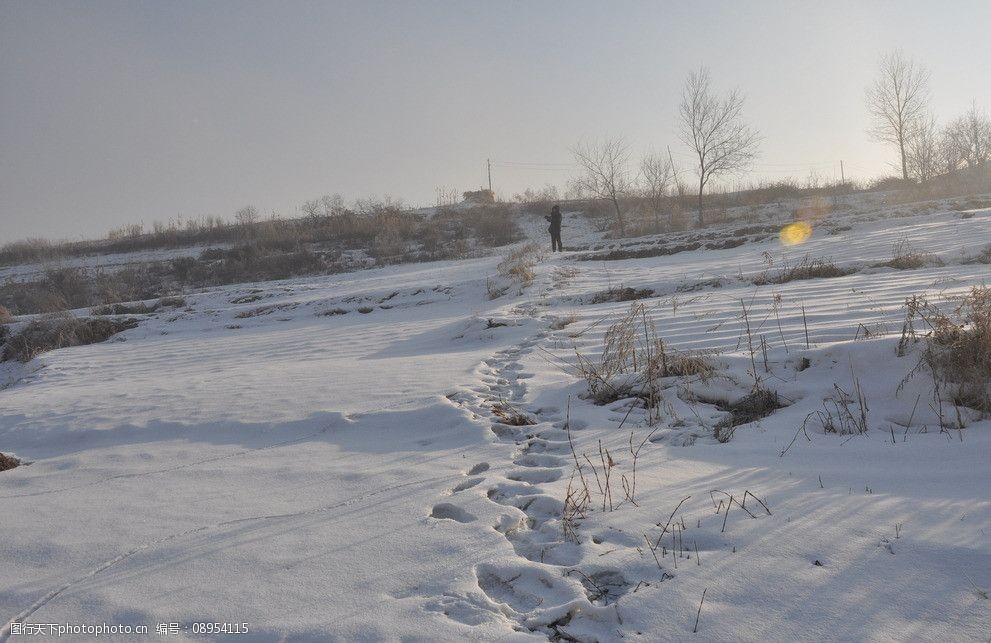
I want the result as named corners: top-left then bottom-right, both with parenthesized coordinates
top-left (462, 189), bottom-right (496, 205)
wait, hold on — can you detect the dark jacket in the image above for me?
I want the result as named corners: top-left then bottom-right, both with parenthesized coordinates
top-left (545, 208), bottom-right (562, 232)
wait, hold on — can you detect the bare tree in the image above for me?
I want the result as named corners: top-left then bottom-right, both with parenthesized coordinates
top-left (906, 114), bottom-right (941, 183)
top-left (571, 139), bottom-right (631, 235)
top-left (301, 200), bottom-right (322, 218)
top-left (866, 50), bottom-right (930, 181)
top-left (943, 104), bottom-right (991, 170)
top-left (638, 153), bottom-right (674, 230)
top-left (679, 67), bottom-right (760, 227)
top-left (234, 205), bottom-right (259, 227)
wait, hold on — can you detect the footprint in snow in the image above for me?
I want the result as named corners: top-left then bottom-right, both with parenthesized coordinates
top-left (467, 462), bottom-right (490, 475)
top-left (430, 503), bottom-right (476, 523)
top-left (452, 477), bottom-right (483, 493)
top-left (507, 467), bottom-right (563, 484)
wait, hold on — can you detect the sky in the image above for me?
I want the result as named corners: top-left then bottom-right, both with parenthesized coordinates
top-left (2, 0), bottom-right (990, 243)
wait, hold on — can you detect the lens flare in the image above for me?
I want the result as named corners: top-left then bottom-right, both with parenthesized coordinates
top-left (779, 221), bottom-right (813, 246)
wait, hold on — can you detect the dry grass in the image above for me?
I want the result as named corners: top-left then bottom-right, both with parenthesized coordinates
top-left (713, 388), bottom-right (782, 442)
top-left (0, 452), bottom-right (20, 472)
top-left (570, 303), bottom-right (717, 429)
top-left (753, 255), bottom-right (852, 285)
top-left (589, 286), bottom-right (655, 304)
top-left (491, 401), bottom-right (536, 426)
top-left (498, 243), bottom-right (542, 285)
top-left (877, 240), bottom-right (944, 270)
top-left (664, 350), bottom-right (718, 380)
top-left (2, 313), bottom-right (139, 363)
top-left (92, 295), bottom-right (187, 316)
top-left (490, 243), bottom-right (543, 298)
top-left (901, 287), bottom-right (991, 415)
top-left (0, 305), bottom-right (13, 324)
top-left (91, 301), bottom-right (157, 315)
top-left (549, 313), bottom-right (579, 331)
top-left (158, 295), bottom-right (187, 308)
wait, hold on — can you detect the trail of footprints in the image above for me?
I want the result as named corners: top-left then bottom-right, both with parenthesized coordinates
top-left (432, 328), bottom-right (636, 639)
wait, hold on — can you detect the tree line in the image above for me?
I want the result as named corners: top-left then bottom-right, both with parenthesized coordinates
top-left (571, 51), bottom-right (991, 233)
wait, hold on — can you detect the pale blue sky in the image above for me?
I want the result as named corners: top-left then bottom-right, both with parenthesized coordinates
top-left (2, 1), bottom-right (990, 241)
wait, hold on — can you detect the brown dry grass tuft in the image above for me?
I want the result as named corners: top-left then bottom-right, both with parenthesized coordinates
top-left (900, 287), bottom-right (991, 416)
top-left (589, 286), bottom-right (655, 304)
top-left (2, 313), bottom-right (139, 363)
top-left (878, 240), bottom-right (944, 270)
top-left (490, 243), bottom-right (543, 298)
top-left (753, 255), bottom-right (852, 285)
top-left (491, 401), bottom-right (536, 426)
top-left (0, 452), bottom-right (20, 472)
top-left (714, 388), bottom-right (781, 442)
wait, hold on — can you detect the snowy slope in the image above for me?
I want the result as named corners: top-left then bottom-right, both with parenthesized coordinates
top-left (1, 200), bottom-right (990, 641)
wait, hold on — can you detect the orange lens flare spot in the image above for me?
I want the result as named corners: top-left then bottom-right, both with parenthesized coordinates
top-left (779, 222), bottom-right (813, 246)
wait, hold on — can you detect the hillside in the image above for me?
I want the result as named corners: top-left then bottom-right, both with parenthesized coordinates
top-left (1, 196), bottom-right (990, 641)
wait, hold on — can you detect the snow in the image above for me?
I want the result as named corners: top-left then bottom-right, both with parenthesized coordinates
top-left (2, 196), bottom-right (990, 641)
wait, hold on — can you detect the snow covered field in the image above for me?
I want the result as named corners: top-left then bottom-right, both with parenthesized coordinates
top-left (2, 199), bottom-right (990, 641)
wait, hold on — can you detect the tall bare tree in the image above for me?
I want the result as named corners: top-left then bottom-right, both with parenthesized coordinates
top-left (866, 50), bottom-right (930, 181)
top-left (906, 114), bottom-right (940, 183)
top-left (943, 104), bottom-right (991, 170)
top-left (571, 139), bottom-right (631, 235)
top-left (638, 153), bottom-right (674, 230)
top-left (679, 67), bottom-right (760, 227)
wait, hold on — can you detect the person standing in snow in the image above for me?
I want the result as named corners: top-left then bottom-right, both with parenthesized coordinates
top-left (545, 205), bottom-right (563, 252)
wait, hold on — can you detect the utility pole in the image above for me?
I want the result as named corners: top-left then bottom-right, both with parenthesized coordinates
top-left (840, 160), bottom-right (845, 183)
top-left (487, 159), bottom-right (492, 193)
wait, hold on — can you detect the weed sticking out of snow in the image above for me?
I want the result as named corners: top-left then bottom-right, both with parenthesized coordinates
top-left (900, 286), bottom-right (991, 416)
top-left (488, 243), bottom-right (544, 299)
top-left (491, 401), bottom-right (536, 426)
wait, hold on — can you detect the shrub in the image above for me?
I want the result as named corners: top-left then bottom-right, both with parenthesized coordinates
top-left (0, 305), bottom-right (13, 324)
top-left (2, 313), bottom-right (139, 363)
